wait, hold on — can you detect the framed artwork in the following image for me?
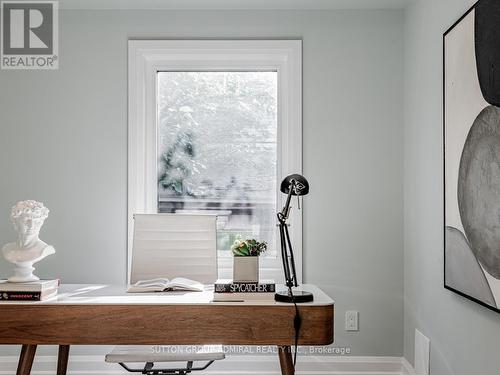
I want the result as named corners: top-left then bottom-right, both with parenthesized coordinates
top-left (444, 0), bottom-right (500, 312)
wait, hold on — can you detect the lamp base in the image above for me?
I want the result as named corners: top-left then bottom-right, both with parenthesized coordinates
top-left (274, 290), bottom-right (314, 303)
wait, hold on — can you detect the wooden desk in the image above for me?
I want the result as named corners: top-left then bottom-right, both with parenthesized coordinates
top-left (0, 284), bottom-right (334, 375)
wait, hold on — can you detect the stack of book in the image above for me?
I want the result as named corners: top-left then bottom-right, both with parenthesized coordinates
top-left (0, 279), bottom-right (59, 302)
top-left (213, 279), bottom-right (275, 302)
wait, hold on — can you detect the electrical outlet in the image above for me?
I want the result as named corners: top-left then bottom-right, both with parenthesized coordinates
top-left (345, 310), bottom-right (359, 331)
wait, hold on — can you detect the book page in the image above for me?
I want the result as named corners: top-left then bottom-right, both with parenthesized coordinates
top-left (167, 277), bottom-right (204, 292)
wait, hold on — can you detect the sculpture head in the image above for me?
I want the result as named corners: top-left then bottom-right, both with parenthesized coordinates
top-left (10, 200), bottom-right (49, 242)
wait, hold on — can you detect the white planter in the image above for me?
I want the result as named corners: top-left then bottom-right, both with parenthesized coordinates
top-left (233, 256), bottom-right (259, 282)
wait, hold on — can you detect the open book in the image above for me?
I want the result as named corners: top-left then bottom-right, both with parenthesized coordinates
top-left (127, 277), bottom-right (204, 293)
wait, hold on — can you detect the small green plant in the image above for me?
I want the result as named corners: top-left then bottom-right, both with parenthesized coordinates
top-left (231, 237), bottom-right (268, 257)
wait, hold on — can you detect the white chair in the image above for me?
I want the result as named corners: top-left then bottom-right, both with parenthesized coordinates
top-left (105, 213), bottom-right (224, 375)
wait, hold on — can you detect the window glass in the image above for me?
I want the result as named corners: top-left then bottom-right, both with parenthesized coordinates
top-left (157, 71), bottom-right (278, 256)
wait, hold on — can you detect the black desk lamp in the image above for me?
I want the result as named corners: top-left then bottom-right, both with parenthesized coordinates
top-left (275, 174), bottom-right (314, 303)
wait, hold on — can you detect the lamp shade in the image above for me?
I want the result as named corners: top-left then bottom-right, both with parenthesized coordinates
top-left (280, 174), bottom-right (309, 196)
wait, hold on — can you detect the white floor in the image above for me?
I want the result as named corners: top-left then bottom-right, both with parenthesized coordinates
top-left (0, 354), bottom-right (416, 375)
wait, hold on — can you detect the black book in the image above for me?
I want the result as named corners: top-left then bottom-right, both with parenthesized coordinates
top-left (0, 289), bottom-right (57, 302)
top-left (214, 279), bottom-right (275, 293)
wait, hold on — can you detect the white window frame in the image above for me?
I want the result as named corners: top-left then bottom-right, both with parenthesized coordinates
top-left (128, 39), bottom-right (302, 283)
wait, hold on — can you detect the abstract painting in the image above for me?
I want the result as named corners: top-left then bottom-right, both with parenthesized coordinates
top-left (444, 0), bottom-right (500, 312)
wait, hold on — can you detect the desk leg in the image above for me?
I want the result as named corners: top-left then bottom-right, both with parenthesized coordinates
top-left (57, 345), bottom-right (70, 375)
top-left (278, 346), bottom-right (294, 375)
top-left (16, 345), bottom-right (37, 375)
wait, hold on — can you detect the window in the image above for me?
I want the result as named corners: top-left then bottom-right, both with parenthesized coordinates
top-left (157, 71), bottom-right (278, 258)
top-left (128, 40), bottom-right (302, 281)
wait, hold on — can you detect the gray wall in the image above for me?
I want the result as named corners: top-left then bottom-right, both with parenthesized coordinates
top-left (0, 9), bottom-right (404, 356)
top-left (403, 0), bottom-right (500, 374)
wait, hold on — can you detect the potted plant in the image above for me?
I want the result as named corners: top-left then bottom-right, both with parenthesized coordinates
top-left (231, 237), bottom-right (267, 282)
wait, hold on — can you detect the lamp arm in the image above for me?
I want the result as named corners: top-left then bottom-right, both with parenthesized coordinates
top-left (283, 223), bottom-right (298, 287)
top-left (278, 179), bottom-right (299, 289)
top-left (280, 180), bottom-right (296, 219)
top-left (278, 219), bottom-right (292, 287)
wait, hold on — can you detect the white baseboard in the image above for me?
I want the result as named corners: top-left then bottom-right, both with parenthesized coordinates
top-left (0, 354), bottom-right (415, 375)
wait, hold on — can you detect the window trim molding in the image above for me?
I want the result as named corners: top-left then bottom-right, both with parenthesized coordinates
top-left (128, 39), bottom-right (302, 283)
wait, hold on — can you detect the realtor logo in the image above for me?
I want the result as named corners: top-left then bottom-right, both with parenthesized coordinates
top-left (1, 1), bottom-right (58, 69)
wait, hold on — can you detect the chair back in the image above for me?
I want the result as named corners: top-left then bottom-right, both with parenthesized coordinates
top-left (130, 214), bottom-right (217, 284)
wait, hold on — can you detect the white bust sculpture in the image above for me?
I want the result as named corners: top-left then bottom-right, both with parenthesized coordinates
top-left (2, 200), bottom-right (55, 282)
